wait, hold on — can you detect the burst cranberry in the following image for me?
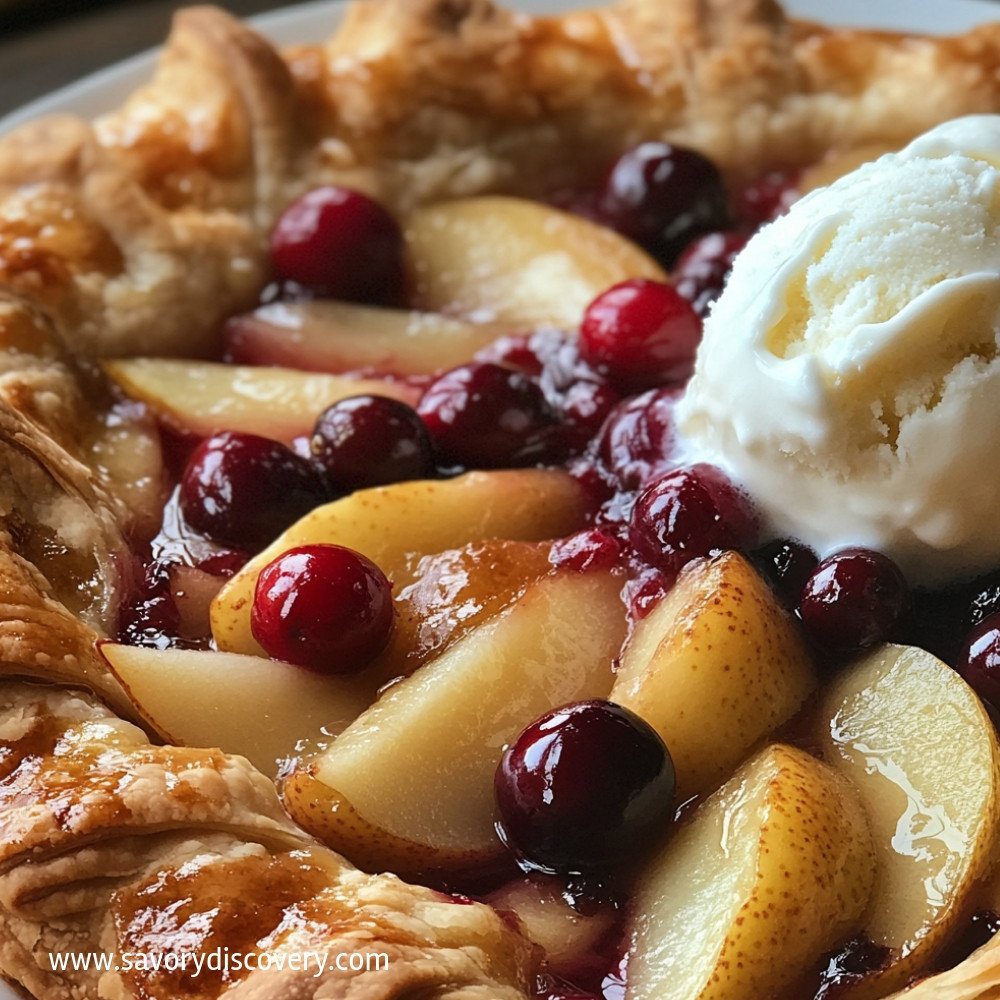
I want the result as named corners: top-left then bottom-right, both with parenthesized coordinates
top-left (595, 388), bottom-right (681, 490)
top-left (269, 186), bottom-right (404, 304)
top-left (735, 171), bottom-right (799, 227)
top-left (311, 395), bottom-right (435, 493)
top-left (549, 530), bottom-right (621, 574)
top-left (580, 280), bottom-right (701, 392)
top-left (798, 548), bottom-right (909, 654)
top-left (179, 432), bottom-right (329, 549)
top-left (672, 231), bottom-right (748, 316)
top-left (251, 544), bottom-right (394, 673)
top-left (598, 143), bottom-right (730, 265)
top-left (495, 700), bottom-right (675, 874)
top-left (417, 362), bottom-right (559, 468)
top-left (628, 464), bottom-right (758, 577)
top-left (753, 538), bottom-right (819, 608)
top-left (956, 612), bottom-right (1000, 709)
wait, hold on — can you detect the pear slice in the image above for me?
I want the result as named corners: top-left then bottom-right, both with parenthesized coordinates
top-left (224, 300), bottom-right (510, 377)
top-left (103, 359), bottom-right (417, 442)
top-left (282, 566), bottom-right (626, 875)
top-left (810, 643), bottom-right (1000, 998)
top-left (405, 196), bottom-right (666, 330)
top-left (612, 552), bottom-right (817, 800)
top-left (99, 643), bottom-right (373, 777)
top-left (211, 469), bottom-right (589, 656)
top-left (628, 744), bottom-right (876, 1000)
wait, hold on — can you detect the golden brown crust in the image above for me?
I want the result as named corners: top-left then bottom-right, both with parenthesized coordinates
top-left (3, 2), bottom-right (1000, 998)
top-left (0, 683), bottom-right (537, 1000)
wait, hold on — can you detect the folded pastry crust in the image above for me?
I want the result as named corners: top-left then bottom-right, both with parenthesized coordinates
top-left (2, 1), bottom-right (1000, 998)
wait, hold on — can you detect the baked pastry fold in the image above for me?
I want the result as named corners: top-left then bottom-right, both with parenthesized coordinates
top-left (3, 1), bottom-right (1000, 998)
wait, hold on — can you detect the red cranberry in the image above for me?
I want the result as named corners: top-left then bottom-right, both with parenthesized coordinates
top-left (495, 700), bottom-right (675, 874)
top-left (269, 186), bottom-right (404, 304)
top-left (417, 362), bottom-right (559, 468)
top-left (672, 231), bottom-right (748, 317)
top-left (598, 143), bottom-right (730, 265)
top-left (735, 171), bottom-right (799, 227)
top-left (311, 395), bottom-right (436, 493)
top-left (628, 464), bottom-right (758, 577)
top-left (752, 538), bottom-right (819, 609)
top-left (580, 280), bottom-right (701, 392)
top-left (251, 544), bottom-right (394, 673)
top-left (179, 432), bottom-right (329, 549)
top-left (549, 530), bottom-right (621, 574)
top-left (595, 388), bottom-right (682, 490)
top-left (956, 612), bottom-right (1000, 709)
top-left (798, 548), bottom-right (909, 654)
top-left (475, 332), bottom-right (547, 377)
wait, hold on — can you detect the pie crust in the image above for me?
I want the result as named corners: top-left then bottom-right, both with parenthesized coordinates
top-left (3, 1), bottom-right (1000, 997)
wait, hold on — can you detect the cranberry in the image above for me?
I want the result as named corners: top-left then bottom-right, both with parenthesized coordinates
top-left (598, 143), bottom-right (730, 265)
top-left (956, 612), bottom-right (1000, 709)
top-left (269, 186), bottom-right (404, 304)
top-left (798, 548), bottom-right (909, 655)
top-left (753, 538), bottom-right (819, 609)
top-left (495, 700), bottom-right (675, 874)
top-left (311, 395), bottom-right (436, 493)
top-left (179, 432), bottom-right (329, 549)
top-left (251, 544), bottom-right (394, 673)
top-left (580, 280), bottom-right (701, 392)
top-left (595, 388), bottom-right (682, 490)
top-left (417, 362), bottom-right (559, 468)
top-left (672, 231), bottom-right (748, 317)
top-left (628, 464), bottom-right (758, 577)
top-left (549, 530), bottom-right (621, 574)
top-left (735, 171), bottom-right (799, 227)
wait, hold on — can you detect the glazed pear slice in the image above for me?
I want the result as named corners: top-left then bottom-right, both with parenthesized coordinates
top-left (224, 300), bottom-right (510, 377)
top-left (212, 469), bottom-right (589, 656)
top-left (283, 566), bottom-right (626, 875)
top-left (811, 643), bottom-right (1000, 998)
top-left (99, 644), bottom-right (372, 777)
top-left (612, 552), bottom-right (817, 800)
top-left (103, 359), bottom-right (417, 441)
top-left (405, 196), bottom-right (666, 330)
top-left (628, 744), bottom-right (876, 1000)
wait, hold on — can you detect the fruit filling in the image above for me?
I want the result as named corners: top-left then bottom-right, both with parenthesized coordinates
top-left (102, 125), bottom-right (1000, 1000)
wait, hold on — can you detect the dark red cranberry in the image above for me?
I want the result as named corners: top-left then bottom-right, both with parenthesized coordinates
top-left (179, 432), bottom-right (329, 549)
top-left (495, 700), bottom-right (675, 874)
top-left (310, 395), bottom-right (436, 493)
top-left (269, 186), bottom-right (404, 304)
top-left (628, 464), bottom-right (758, 578)
top-left (626, 568), bottom-right (672, 620)
top-left (798, 548), bottom-right (909, 655)
top-left (417, 362), bottom-right (559, 468)
top-left (753, 538), bottom-right (819, 609)
top-left (956, 612), bottom-right (1000, 709)
top-left (580, 280), bottom-right (701, 392)
top-left (672, 230), bottom-right (748, 317)
top-left (595, 388), bottom-right (682, 490)
top-left (735, 171), bottom-right (799, 227)
top-left (598, 143), bottom-right (730, 265)
top-left (549, 530), bottom-right (621, 574)
top-left (251, 544), bottom-right (394, 673)
top-left (475, 331), bottom-right (548, 377)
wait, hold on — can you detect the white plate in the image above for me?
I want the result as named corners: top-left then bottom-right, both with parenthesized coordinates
top-left (1, 0), bottom-right (1000, 997)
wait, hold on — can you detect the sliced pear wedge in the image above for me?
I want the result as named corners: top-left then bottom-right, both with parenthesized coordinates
top-left (283, 566), bottom-right (626, 876)
top-left (211, 469), bottom-right (589, 656)
top-left (405, 196), bottom-right (666, 329)
top-left (103, 359), bottom-right (417, 442)
top-left (810, 643), bottom-right (1000, 998)
top-left (628, 743), bottom-right (875, 1000)
top-left (99, 643), bottom-right (373, 777)
top-left (224, 300), bottom-right (510, 377)
top-left (612, 552), bottom-right (817, 800)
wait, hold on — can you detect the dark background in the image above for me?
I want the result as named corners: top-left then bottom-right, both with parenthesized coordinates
top-left (0, 0), bottom-right (307, 118)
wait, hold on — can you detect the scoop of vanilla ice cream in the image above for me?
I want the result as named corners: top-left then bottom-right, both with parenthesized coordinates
top-left (677, 116), bottom-right (1000, 585)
